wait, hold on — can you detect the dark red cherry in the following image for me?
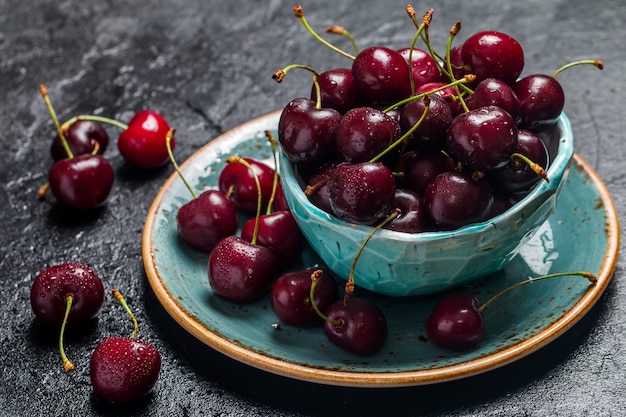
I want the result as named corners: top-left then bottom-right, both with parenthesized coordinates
top-left (327, 162), bottom-right (396, 225)
top-left (48, 154), bottom-right (114, 210)
top-left (403, 151), bottom-right (456, 195)
top-left (278, 98), bottom-right (341, 167)
top-left (335, 107), bottom-right (401, 163)
top-left (30, 262), bottom-right (104, 326)
top-left (514, 74), bottom-right (565, 129)
top-left (465, 78), bottom-right (521, 124)
top-left (399, 94), bottom-right (453, 151)
top-left (176, 189), bottom-right (238, 253)
top-left (446, 105), bottom-right (518, 172)
top-left (304, 162), bottom-right (338, 214)
top-left (218, 157), bottom-right (276, 215)
top-left (311, 68), bottom-right (358, 115)
top-left (270, 269), bottom-right (339, 328)
top-left (208, 235), bottom-right (279, 304)
top-left (351, 46), bottom-right (412, 105)
top-left (324, 297), bottom-right (388, 355)
top-left (384, 188), bottom-right (432, 233)
top-left (90, 336), bottom-right (161, 403)
top-left (117, 110), bottom-right (172, 169)
top-left (241, 210), bottom-right (304, 266)
top-left (489, 129), bottom-right (549, 195)
top-left (51, 120), bottom-right (109, 161)
top-left (460, 30), bottom-right (524, 85)
top-left (397, 47), bottom-right (442, 91)
top-left (425, 292), bottom-right (485, 351)
top-left (424, 170), bottom-right (494, 230)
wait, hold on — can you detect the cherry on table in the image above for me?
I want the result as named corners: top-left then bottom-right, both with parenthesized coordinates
top-left (51, 119), bottom-right (109, 161)
top-left (117, 110), bottom-right (173, 169)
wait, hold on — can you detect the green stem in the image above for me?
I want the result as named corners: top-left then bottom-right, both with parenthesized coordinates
top-left (552, 59), bottom-right (604, 78)
top-left (293, 5), bottom-right (355, 60)
top-left (325, 25), bottom-right (359, 54)
top-left (39, 84), bottom-right (74, 159)
top-left (166, 129), bottom-right (197, 199)
top-left (309, 270), bottom-right (342, 326)
top-left (61, 114), bottom-right (128, 131)
top-left (226, 156), bottom-right (263, 244)
top-left (445, 22), bottom-right (469, 113)
top-left (112, 289), bottom-right (139, 339)
top-left (59, 294), bottom-right (75, 372)
top-left (272, 64), bottom-right (319, 83)
top-left (265, 130), bottom-right (279, 215)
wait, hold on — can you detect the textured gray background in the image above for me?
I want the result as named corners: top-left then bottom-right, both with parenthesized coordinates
top-left (1, 0), bottom-right (624, 415)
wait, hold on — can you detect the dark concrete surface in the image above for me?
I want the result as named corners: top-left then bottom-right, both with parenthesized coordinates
top-left (1, 0), bottom-right (624, 416)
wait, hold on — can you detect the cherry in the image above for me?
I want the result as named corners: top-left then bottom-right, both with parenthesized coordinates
top-left (218, 156), bottom-right (276, 215)
top-left (310, 68), bottom-right (359, 115)
top-left (240, 210), bottom-right (304, 266)
top-left (303, 162), bottom-right (338, 214)
top-left (117, 110), bottom-right (173, 169)
top-left (335, 107), bottom-right (401, 163)
top-left (397, 47), bottom-right (442, 91)
top-left (426, 272), bottom-right (597, 351)
top-left (327, 162), bottom-right (396, 225)
top-left (351, 45), bottom-right (412, 105)
top-left (278, 97), bottom-right (342, 167)
top-left (402, 150), bottom-right (456, 195)
top-left (384, 188), bottom-right (432, 233)
top-left (51, 119), bottom-right (109, 161)
top-left (465, 77), bottom-right (521, 124)
top-left (48, 154), bottom-right (115, 210)
top-left (90, 290), bottom-right (161, 403)
top-left (514, 74), bottom-right (565, 130)
top-left (399, 93), bottom-right (453, 151)
top-left (424, 170), bottom-right (494, 230)
top-left (270, 269), bottom-right (339, 328)
top-left (460, 30), bottom-right (525, 85)
top-left (30, 262), bottom-right (105, 371)
top-left (446, 105), bottom-right (518, 172)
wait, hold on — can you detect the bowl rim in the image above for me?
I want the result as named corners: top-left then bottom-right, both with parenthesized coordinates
top-left (280, 112), bottom-right (574, 241)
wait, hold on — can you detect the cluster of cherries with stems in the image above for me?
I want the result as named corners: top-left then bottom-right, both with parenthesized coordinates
top-left (29, 263), bottom-right (161, 403)
top-left (274, 5), bottom-right (603, 231)
top-left (37, 84), bottom-right (174, 210)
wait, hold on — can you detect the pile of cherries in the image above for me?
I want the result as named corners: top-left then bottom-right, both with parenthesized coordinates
top-left (276, 5), bottom-right (603, 232)
top-left (38, 84), bottom-right (174, 211)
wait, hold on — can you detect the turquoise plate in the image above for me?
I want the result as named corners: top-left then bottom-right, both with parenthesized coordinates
top-left (142, 111), bottom-right (620, 387)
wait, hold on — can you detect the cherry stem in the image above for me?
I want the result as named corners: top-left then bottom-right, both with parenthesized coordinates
top-left (60, 114), bottom-right (128, 131)
top-left (552, 59), bottom-right (604, 78)
top-left (344, 209), bottom-right (400, 302)
top-left (264, 130), bottom-right (280, 215)
top-left (226, 156), bottom-right (263, 244)
top-left (406, 6), bottom-right (430, 94)
top-left (304, 177), bottom-right (329, 197)
top-left (373, 96), bottom-right (431, 163)
top-left (325, 25), bottom-right (359, 54)
top-left (293, 5), bottom-right (356, 61)
top-left (39, 84), bottom-right (73, 159)
top-left (165, 129), bottom-right (197, 199)
top-left (112, 289), bottom-right (139, 339)
top-left (445, 21), bottom-right (470, 113)
top-left (309, 270), bottom-right (342, 326)
top-left (59, 294), bottom-right (75, 372)
top-left (478, 271), bottom-right (597, 314)
top-left (510, 152), bottom-right (549, 183)
top-left (272, 64), bottom-right (319, 83)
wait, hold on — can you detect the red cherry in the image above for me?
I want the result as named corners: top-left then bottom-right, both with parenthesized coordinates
top-left (117, 110), bottom-right (172, 169)
top-left (51, 120), bottom-right (109, 161)
top-left (48, 154), bottom-right (114, 210)
top-left (425, 292), bottom-right (485, 351)
top-left (218, 157), bottom-right (276, 215)
top-left (240, 210), bottom-right (303, 267)
top-left (460, 30), bottom-right (525, 85)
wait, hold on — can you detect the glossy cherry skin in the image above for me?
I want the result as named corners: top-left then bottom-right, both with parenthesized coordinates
top-left (48, 154), bottom-right (114, 210)
top-left (240, 210), bottom-right (304, 266)
top-left (514, 74), bottom-right (565, 129)
top-left (424, 170), bottom-right (494, 230)
top-left (465, 78), bottom-right (521, 124)
top-left (460, 30), bottom-right (525, 85)
top-left (403, 150), bottom-right (456, 195)
top-left (324, 297), bottom-right (388, 355)
top-left (397, 47), bottom-right (442, 91)
top-left (425, 292), bottom-right (485, 351)
top-left (384, 188), bottom-right (432, 233)
top-left (90, 336), bottom-right (161, 403)
top-left (176, 189), bottom-right (238, 253)
top-left (51, 120), bottom-right (109, 161)
top-left (400, 94), bottom-right (453, 151)
top-left (327, 162), bottom-right (396, 225)
top-left (30, 262), bottom-right (104, 326)
top-left (446, 105), bottom-right (518, 172)
top-left (278, 98), bottom-right (342, 167)
top-left (270, 269), bottom-right (339, 328)
top-left (335, 107), bottom-right (401, 163)
top-left (311, 68), bottom-right (359, 115)
top-left (304, 162), bottom-right (338, 215)
top-left (351, 46), bottom-right (412, 105)
top-left (218, 157), bottom-right (276, 215)
top-left (117, 110), bottom-right (172, 169)
top-left (208, 236), bottom-right (279, 304)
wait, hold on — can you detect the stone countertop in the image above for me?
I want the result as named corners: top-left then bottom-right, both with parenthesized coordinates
top-left (1, 0), bottom-right (624, 416)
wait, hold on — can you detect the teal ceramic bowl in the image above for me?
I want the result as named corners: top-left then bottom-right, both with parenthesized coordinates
top-left (279, 114), bottom-right (575, 297)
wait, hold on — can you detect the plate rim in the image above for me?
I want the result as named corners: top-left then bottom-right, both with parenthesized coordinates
top-left (142, 111), bottom-right (620, 387)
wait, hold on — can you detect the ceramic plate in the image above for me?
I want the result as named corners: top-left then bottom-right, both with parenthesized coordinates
top-left (142, 111), bottom-right (620, 387)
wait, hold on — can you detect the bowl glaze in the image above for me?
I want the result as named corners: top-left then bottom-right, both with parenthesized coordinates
top-left (279, 113), bottom-right (574, 296)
